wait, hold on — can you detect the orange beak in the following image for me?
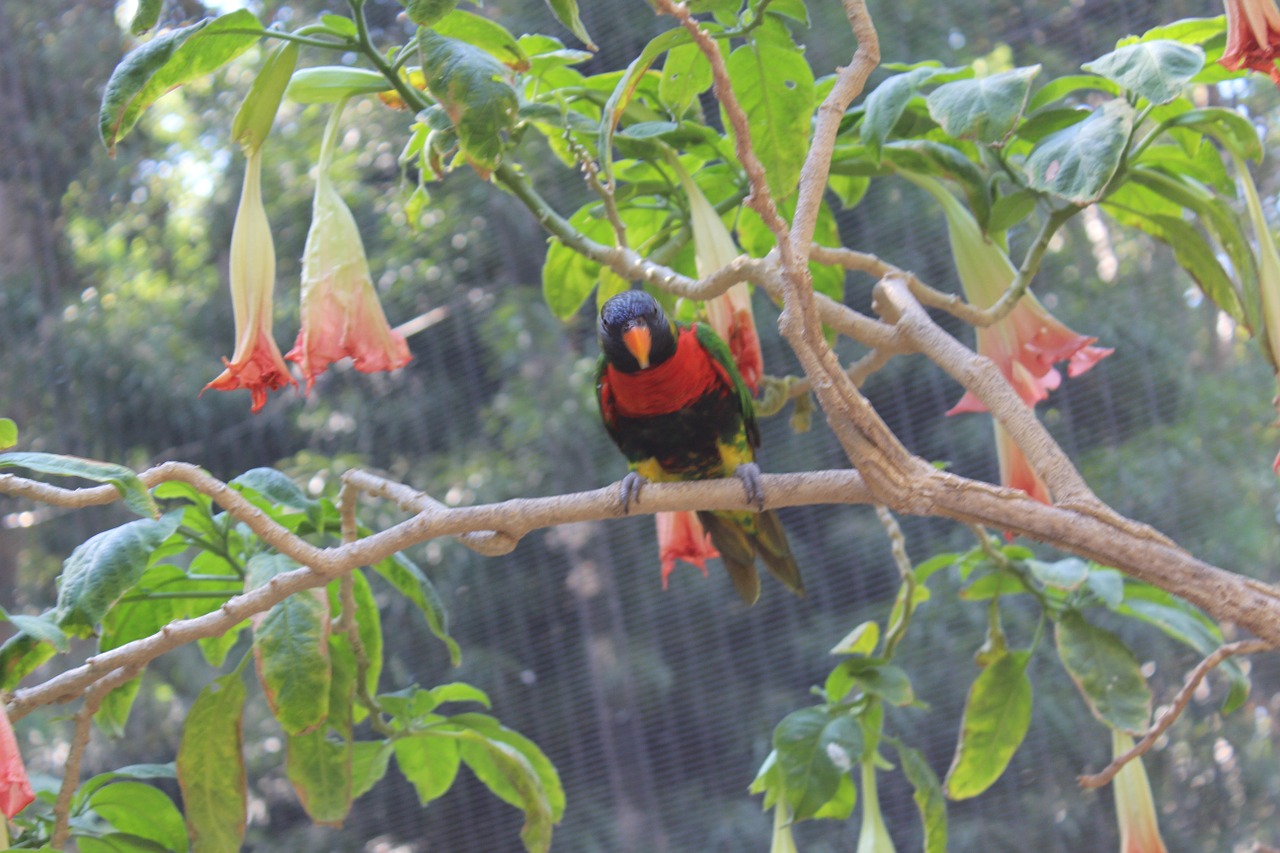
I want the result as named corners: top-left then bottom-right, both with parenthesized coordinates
top-left (622, 323), bottom-right (652, 369)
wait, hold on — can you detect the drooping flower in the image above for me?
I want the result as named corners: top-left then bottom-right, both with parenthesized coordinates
top-left (657, 510), bottom-right (719, 588)
top-left (202, 147), bottom-right (297, 412)
top-left (1111, 731), bottom-right (1169, 853)
top-left (1221, 0), bottom-right (1280, 85)
top-left (856, 762), bottom-right (898, 853)
top-left (909, 174), bottom-right (1112, 503)
top-left (0, 705), bottom-right (33, 820)
top-left (675, 161), bottom-right (764, 394)
top-left (287, 100), bottom-right (411, 391)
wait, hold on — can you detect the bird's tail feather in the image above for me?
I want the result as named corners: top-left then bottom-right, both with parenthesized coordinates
top-left (698, 509), bottom-right (803, 605)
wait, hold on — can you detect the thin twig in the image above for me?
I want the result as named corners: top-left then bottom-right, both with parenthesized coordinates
top-left (1078, 639), bottom-right (1275, 789)
top-left (50, 666), bottom-right (140, 848)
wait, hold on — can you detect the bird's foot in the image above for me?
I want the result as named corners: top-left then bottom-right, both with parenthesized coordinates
top-left (619, 471), bottom-right (648, 515)
top-left (734, 463), bottom-right (766, 511)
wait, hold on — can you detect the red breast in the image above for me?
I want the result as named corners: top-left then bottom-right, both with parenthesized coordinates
top-left (602, 326), bottom-right (733, 418)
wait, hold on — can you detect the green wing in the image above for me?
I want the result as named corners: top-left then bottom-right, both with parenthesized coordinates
top-left (693, 322), bottom-right (759, 448)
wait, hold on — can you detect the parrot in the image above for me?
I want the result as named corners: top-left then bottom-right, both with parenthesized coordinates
top-left (595, 289), bottom-right (804, 604)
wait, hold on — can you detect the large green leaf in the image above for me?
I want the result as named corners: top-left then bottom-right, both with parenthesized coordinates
top-left (177, 674), bottom-right (247, 853)
top-left (248, 554), bottom-right (331, 735)
top-left (1054, 611), bottom-right (1152, 733)
top-left (1082, 40), bottom-right (1205, 105)
top-left (100, 10), bottom-right (262, 153)
top-left (372, 552), bottom-right (460, 665)
top-left (397, 0), bottom-right (458, 27)
top-left (285, 728), bottom-right (353, 826)
top-left (451, 713), bottom-right (565, 822)
top-left (1159, 106), bottom-right (1264, 162)
top-left (771, 705), bottom-right (862, 821)
top-left (597, 28), bottom-right (689, 182)
top-left (55, 511), bottom-right (182, 637)
top-left (418, 30), bottom-right (518, 176)
top-left (1024, 99), bottom-right (1135, 204)
top-left (230, 40), bottom-right (297, 153)
top-left (129, 0), bottom-right (163, 35)
top-left (88, 782), bottom-right (188, 853)
top-left (351, 740), bottom-right (395, 800)
top-left (0, 629), bottom-right (57, 691)
top-left (660, 42), bottom-right (714, 115)
top-left (541, 203), bottom-right (616, 320)
top-left (725, 40), bottom-right (815, 202)
top-left (926, 66), bottom-right (1039, 145)
top-left (453, 722), bottom-right (558, 853)
top-left (944, 651), bottom-right (1032, 800)
top-left (0, 452), bottom-right (157, 519)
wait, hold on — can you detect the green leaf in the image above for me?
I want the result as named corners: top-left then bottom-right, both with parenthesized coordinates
top-left (544, 0), bottom-right (596, 50)
top-left (88, 782), bottom-right (188, 853)
top-left (343, 570), bottom-right (383, 715)
top-left (319, 14), bottom-right (357, 38)
top-left (285, 728), bottom-right (352, 826)
top-left (177, 674), bottom-right (247, 853)
top-left (1026, 74), bottom-right (1121, 112)
top-left (0, 629), bottom-right (57, 691)
top-left (724, 40), bottom-right (815, 201)
top-left (395, 733), bottom-right (462, 805)
top-left (1024, 98), bottom-right (1135, 204)
top-left (372, 552), bottom-right (460, 665)
top-left (541, 204), bottom-right (615, 320)
top-left (230, 40), bottom-right (298, 153)
top-left (944, 651), bottom-right (1032, 799)
top-left (0, 452), bottom-right (157, 519)
top-left (772, 706), bottom-right (861, 821)
top-left (812, 772), bottom-right (857, 820)
top-left (660, 42), bottom-right (714, 115)
top-left (826, 658), bottom-right (914, 706)
top-left (1158, 106), bottom-right (1263, 163)
top-left (230, 467), bottom-right (315, 512)
top-left (1082, 40), bottom-right (1205, 105)
top-left (398, 0), bottom-right (458, 27)
top-left (1085, 567), bottom-right (1125, 608)
top-left (55, 512), bottom-right (182, 637)
top-left (893, 740), bottom-right (947, 853)
top-left (99, 9), bottom-right (262, 153)
top-left (860, 67), bottom-right (938, 159)
top-left (1027, 558), bottom-right (1089, 591)
top-left (0, 609), bottom-right (68, 653)
top-left (129, 0), bottom-right (163, 35)
top-left (450, 712), bottom-right (565, 822)
top-left (0, 418), bottom-right (15, 450)
top-left (1054, 611), bottom-right (1152, 733)
top-left (926, 66), bottom-right (1039, 145)
top-left (74, 764), bottom-right (177, 809)
top-left (248, 554), bottom-right (331, 735)
top-left (434, 10), bottom-right (530, 72)
top-left (598, 29), bottom-right (689, 182)
top-left (454, 724), bottom-right (558, 852)
top-left (830, 621), bottom-right (879, 656)
top-left (418, 31), bottom-right (518, 177)
top-left (959, 572), bottom-right (1029, 601)
top-left (351, 740), bottom-right (394, 800)
top-left (286, 67), bottom-right (392, 104)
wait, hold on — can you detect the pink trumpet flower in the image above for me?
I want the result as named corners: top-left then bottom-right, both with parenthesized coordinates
top-left (1112, 731), bottom-right (1169, 853)
top-left (910, 174), bottom-right (1111, 504)
top-left (287, 102), bottom-right (410, 390)
top-left (203, 148), bottom-right (297, 413)
top-left (658, 510), bottom-right (719, 589)
top-left (1221, 0), bottom-right (1280, 84)
top-left (0, 705), bottom-right (33, 820)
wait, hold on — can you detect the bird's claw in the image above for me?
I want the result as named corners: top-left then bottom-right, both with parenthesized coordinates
top-left (735, 462), bottom-right (766, 511)
top-left (620, 471), bottom-right (648, 515)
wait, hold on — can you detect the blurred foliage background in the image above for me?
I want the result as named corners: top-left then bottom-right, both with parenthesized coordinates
top-left (2, 0), bottom-right (1279, 850)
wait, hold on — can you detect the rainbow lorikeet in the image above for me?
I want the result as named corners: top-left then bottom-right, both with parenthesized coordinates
top-left (595, 290), bottom-right (804, 604)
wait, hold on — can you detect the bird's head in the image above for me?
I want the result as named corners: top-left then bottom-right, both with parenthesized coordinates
top-left (598, 290), bottom-right (678, 373)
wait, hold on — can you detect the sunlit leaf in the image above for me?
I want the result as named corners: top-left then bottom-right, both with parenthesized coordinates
top-left (660, 42), bottom-right (714, 114)
top-left (418, 31), bottom-right (518, 176)
top-left (451, 712), bottom-right (565, 822)
top-left (100, 10), bottom-right (262, 153)
top-left (350, 741), bottom-right (394, 800)
top-left (286, 67), bottom-right (392, 104)
top-left (285, 728), bottom-right (352, 826)
top-left (55, 511), bottom-right (182, 637)
top-left (177, 674), bottom-right (247, 853)
top-left (398, 0), bottom-right (458, 27)
top-left (944, 651), bottom-right (1032, 799)
top-left (0, 419), bottom-right (15, 450)
top-left (1024, 98), bottom-right (1134, 204)
top-left (230, 40), bottom-right (298, 153)
top-left (129, 0), bottom-right (163, 35)
top-left (725, 39), bottom-right (815, 201)
top-left (1054, 611), bottom-right (1151, 733)
top-left (88, 782), bottom-right (188, 853)
top-left (542, 204), bottom-right (615, 320)
top-left (395, 732), bottom-right (461, 806)
top-left (1083, 40), bottom-right (1204, 105)
top-left (435, 9), bottom-right (530, 72)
